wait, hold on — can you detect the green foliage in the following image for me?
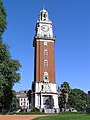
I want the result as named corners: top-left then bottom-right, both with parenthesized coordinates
top-left (0, 40), bottom-right (21, 83)
top-left (58, 82), bottom-right (87, 112)
top-left (86, 107), bottom-right (90, 114)
top-left (9, 90), bottom-right (20, 112)
top-left (86, 93), bottom-right (90, 113)
top-left (30, 107), bottom-right (40, 112)
top-left (63, 81), bottom-right (71, 93)
top-left (68, 89), bottom-right (87, 112)
top-left (27, 89), bottom-right (32, 106)
top-left (58, 81), bottom-right (70, 111)
top-left (0, 0), bottom-right (21, 114)
top-left (86, 94), bottom-right (90, 107)
top-left (0, 39), bottom-right (21, 113)
top-left (0, 0), bottom-right (7, 37)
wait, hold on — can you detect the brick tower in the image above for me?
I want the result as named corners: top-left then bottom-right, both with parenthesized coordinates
top-left (31, 9), bottom-right (59, 113)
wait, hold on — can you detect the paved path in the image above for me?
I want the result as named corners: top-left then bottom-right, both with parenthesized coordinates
top-left (0, 114), bottom-right (51, 120)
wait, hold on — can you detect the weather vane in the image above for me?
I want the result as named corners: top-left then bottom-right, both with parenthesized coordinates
top-left (43, 3), bottom-right (45, 10)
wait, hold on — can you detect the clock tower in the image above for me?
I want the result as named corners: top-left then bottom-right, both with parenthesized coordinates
top-left (31, 9), bottom-right (59, 113)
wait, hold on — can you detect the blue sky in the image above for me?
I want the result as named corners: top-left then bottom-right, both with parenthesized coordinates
top-left (2, 0), bottom-right (90, 93)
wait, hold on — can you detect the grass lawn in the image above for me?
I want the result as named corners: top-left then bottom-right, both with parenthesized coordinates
top-left (33, 112), bottom-right (90, 120)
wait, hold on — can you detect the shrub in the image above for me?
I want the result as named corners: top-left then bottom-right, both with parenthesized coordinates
top-left (30, 107), bottom-right (40, 112)
top-left (86, 106), bottom-right (90, 113)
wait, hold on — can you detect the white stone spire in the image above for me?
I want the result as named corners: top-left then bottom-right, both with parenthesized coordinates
top-left (39, 8), bottom-right (49, 21)
top-left (35, 9), bottom-right (54, 38)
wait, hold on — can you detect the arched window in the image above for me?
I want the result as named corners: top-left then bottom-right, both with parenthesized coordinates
top-left (43, 72), bottom-right (49, 82)
top-left (41, 85), bottom-right (43, 90)
top-left (44, 13), bottom-right (46, 18)
top-left (44, 60), bottom-right (48, 67)
top-left (44, 49), bottom-right (48, 56)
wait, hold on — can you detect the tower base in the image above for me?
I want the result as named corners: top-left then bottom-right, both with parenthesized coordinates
top-left (31, 82), bottom-right (59, 113)
top-left (40, 108), bottom-right (60, 113)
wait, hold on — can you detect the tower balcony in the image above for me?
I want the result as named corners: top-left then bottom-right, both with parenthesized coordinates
top-left (33, 34), bottom-right (56, 47)
top-left (34, 34), bottom-right (56, 40)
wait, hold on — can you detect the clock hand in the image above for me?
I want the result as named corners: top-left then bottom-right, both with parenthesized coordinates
top-left (43, 26), bottom-right (46, 29)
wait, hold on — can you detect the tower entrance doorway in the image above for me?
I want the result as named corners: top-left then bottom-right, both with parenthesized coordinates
top-left (43, 95), bottom-right (54, 109)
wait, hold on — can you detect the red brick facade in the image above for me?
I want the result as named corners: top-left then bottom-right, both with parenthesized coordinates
top-left (34, 38), bottom-right (56, 83)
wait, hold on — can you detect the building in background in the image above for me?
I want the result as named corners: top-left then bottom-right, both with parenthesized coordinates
top-left (31, 8), bottom-right (59, 113)
top-left (16, 90), bottom-right (29, 110)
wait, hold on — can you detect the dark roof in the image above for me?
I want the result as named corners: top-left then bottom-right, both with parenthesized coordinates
top-left (16, 90), bottom-right (28, 98)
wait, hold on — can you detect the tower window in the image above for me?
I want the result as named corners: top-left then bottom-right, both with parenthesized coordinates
top-left (41, 85), bottom-right (43, 90)
top-left (44, 41), bottom-right (47, 46)
top-left (43, 72), bottom-right (48, 82)
top-left (44, 49), bottom-right (48, 56)
top-left (43, 13), bottom-right (46, 21)
top-left (44, 14), bottom-right (46, 18)
top-left (44, 60), bottom-right (48, 67)
top-left (41, 12), bottom-right (43, 20)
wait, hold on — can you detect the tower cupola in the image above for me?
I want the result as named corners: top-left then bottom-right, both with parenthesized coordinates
top-left (39, 9), bottom-right (49, 21)
top-left (35, 9), bottom-right (54, 38)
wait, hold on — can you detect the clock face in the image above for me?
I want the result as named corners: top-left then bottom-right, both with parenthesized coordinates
top-left (41, 25), bottom-right (49, 32)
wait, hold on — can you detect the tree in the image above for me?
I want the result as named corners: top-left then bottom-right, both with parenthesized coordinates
top-left (58, 82), bottom-right (87, 112)
top-left (68, 89), bottom-right (87, 112)
top-left (27, 90), bottom-right (32, 108)
top-left (9, 90), bottom-right (20, 112)
top-left (87, 92), bottom-right (90, 107)
top-left (0, 0), bottom-right (21, 114)
top-left (86, 93), bottom-right (90, 113)
top-left (0, 39), bottom-right (21, 113)
top-left (0, 0), bottom-right (7, 37)
top-left (58, 81), bottom-right (70, 111)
